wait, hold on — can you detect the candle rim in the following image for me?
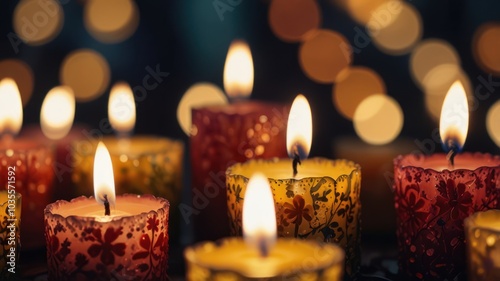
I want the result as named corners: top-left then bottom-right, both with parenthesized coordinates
top-left (394, 152), bottom-right (500, 172)
top-left (226, 157), bottom-right (361, 182)
top-left (191, 101), bottom-right (288, 114)
top-left (0, 139), bottom-right (54, 152)
top-left (44, 193), bottom-right (169, 223)
top-left (184, 237), bottom-right (345, 278)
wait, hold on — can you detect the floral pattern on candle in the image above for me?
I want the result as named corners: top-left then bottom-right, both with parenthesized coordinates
top-left (0, 144), bottom-right (54, 250)
top-left (226, 158), bottom-right (361, 278)
top-left (393, 153), bottom-right (500, 281)
top-left (44, 194), bottom-right (169, 281)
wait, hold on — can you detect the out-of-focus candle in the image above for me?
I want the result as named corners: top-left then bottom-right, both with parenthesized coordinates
top-left (45, 142), bottom-right (169, 280)
top-left (190, 40), bottom-right (288, 241)
top-left (0, 78), bottom-right (54, 250)
top-left (393, 81), bottom-right (500, 280)
top-left (227, 95), bottom-right (362, 278)
top-left (185, 173), bottom-right (345, 280)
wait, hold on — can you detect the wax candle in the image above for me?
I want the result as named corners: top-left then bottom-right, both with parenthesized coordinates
top-left (45, 142), bottom-right (169, 280)
top-left (190, 40), bottom-right (288, 241)
top-left (0, 78), bottom-right (55, 250)
top-left (0, 191), bottom-right (21, 279)
top-left (393, 81), bottom-right (500, 280)
top-left (465, 210), bottom-right (500, 281)
top-left (226, 95), bottom-right (362, 278)
top-left (185, 173), bottom-right (345, 280)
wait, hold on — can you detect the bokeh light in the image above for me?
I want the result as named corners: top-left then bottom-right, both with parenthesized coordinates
top-left (410, 39), bottom-right (461, 88)
top-left (422, 65), bottom-right (472, 121)
top-left (346, 0), bottom-right (396, 25)
top-left (269, 0), bottom-right (321, 42)
top-left (299, 29), bottom-right (352, 83)
top-left (333, 66), bottom-right (386, 120)
top-left (40, 86), bottom-right (75, 140)
top-left (13, 0), bottom-right (64, 46)
top-left (353, 94), bottom-right (403, 145)
top-left (84, 0), bottom-right (139, 44)
top-left (0, 59), bottom-right (34, 106)
top-left (60, 49), bottom-right (111, 102)
top-left (487, 100), bottom-right (500, 147)
top-left (368, 1), bottom-right (422, 55)
top-left (177, 83), bottom-right (228, 136)
top-left (473, 22), bottom-right (500, 75)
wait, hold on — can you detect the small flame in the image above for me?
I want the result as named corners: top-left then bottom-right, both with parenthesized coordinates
top-left (108, 82), bottom-right (136, 135)
top-left (439, 81), bottom-right (469, 151)
top-left (242, 173), bottom-right (277, 257)
top-left (286, 94), bottom-right (313, 159)
top-left (0, 78), bottom-right (23, 136)
top-left (93, 142), bottom-right (116, 207)
top-left (223, 40), bottom-right (254, 99)
top-left (40, 86), bottom-right (76, 140)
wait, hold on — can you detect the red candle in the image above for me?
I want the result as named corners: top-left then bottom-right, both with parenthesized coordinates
top-left (393, 81), bottom-right (500, 280)
top-left (0, 78), bottom-right (55, 250)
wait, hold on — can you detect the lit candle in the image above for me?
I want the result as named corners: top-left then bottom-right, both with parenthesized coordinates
top-left (190, 40), bottom-right (289, 241)
top-left (226, 95), bottom-right (362, 278)
top-left (465, 210), bottom-right (500, 281)
top-left (44, 142), bottom-right (169, 280)
top-left (185, 173), bottom-right (345, 280)
top-left (393, 81), bottom-right (500, 280)
top-left (0, 78), bottom-right (55, 250)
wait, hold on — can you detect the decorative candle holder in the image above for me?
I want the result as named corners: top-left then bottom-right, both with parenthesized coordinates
top-left (185, 238), bottom-right (345, 281)
top-left (393, 153), bottom-right (500, 281)
top-left (0, 191), bottom-right (21, 279)
top-left (465, 210), bottom-right (500, 281)
top-left (0, 142), bottom-right (54, 250)
top-left (44, 194), bottom-right (169, 280)
top-left (226, 158), bottom-right (361, 278)
top-left (191, 102), bottom-right (289, 241)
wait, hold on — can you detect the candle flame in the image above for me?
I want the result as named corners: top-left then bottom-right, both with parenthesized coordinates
top-left (242, 173), bottom-right (277, 257)
top-left (93, 142), bottom-right (116, 207)
top-left (286, 94), bottom-right (313, 159)
top-left (0, 78), bottom-right (23, 136)
top-left (439, 80), bottom-right (469, 151)
top-left (223, 40), bottom-right (254, 100)
top-left (108, 82), bottom-right (136, 135)
top-left (40, 86), bottom-right (75, 140)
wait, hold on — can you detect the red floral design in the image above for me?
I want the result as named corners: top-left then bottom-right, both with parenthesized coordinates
top-left (436, 179), bottom-right (472, 220)
top-left (283, 195), bottom-right (313, 226)
top-left (147, 216), bottom-right (159, 232)
top-left (398, 185), bottom-right (429, 235)
top-left (87, 227), bottom-right (126, 265)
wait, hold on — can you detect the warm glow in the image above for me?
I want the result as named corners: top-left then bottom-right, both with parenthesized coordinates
top-left (40, 86), bottom-right (75, 140)
top-left (242, 173), bottom-right (277, 256)
top-left (93, 142), bottom-right (116, 207)
top-left (286, 94), bottom-right (312, 159)
top-left (0, 59), bottom-right (34, 106)
top-left (108, 82), bottom-right (136, 134)
top-left (487, 100), bottom-right (500, 147)
top-left (268, 0), bottom-right (321, 42)
top-left (223, 40), bottom-right (254, 99)
top-left (353, 94), bottom-right (403, 145)
top-left (0, 78), bottom-right (23, 135)
top-left (439, 81), bottom-right (469, 151)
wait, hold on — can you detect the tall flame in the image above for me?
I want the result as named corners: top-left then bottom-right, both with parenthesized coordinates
top-left (93, 142), bottom-right (116, 207)
top-left (242, 173), bottom-right (277, 257)
top-left (223, 40), bottom-right (254, 99)
top-left (41, 86), bottom-right (76, 140)
top-left (0, 78), bottom-right (23, 135)
top-left (439, 81), bottom-right (469, 151)
top-left (286, 94), bottom-right (313, 159)
top-left (108, 82), bottom-right (136, 135)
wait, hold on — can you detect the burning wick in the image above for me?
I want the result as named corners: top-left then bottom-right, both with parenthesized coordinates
top-left (103, 194), bottom-right (110, 216)
top-left (446, 139), bottom-right (457, 168)
top-left (258, 237), bottom-right (269, 257)
top-left (292, 146), bottom-right (301, 178)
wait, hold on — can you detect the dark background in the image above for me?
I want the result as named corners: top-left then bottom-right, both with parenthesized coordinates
top-left (0, 0), bottom-right (499, 157)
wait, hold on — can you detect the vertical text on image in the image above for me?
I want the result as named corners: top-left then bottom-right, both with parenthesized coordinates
top-left (6, 166), bottom-right (18, 274)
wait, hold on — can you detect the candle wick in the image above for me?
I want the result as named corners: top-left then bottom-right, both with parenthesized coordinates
top-left (292, 150), bottom-right (301, 178)
top-left (446, 140), bottom-right (457, 169)
top-left (258, 237), bottom-right (269, 258)
top-left (103, 194), bottom-right (110, 216)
